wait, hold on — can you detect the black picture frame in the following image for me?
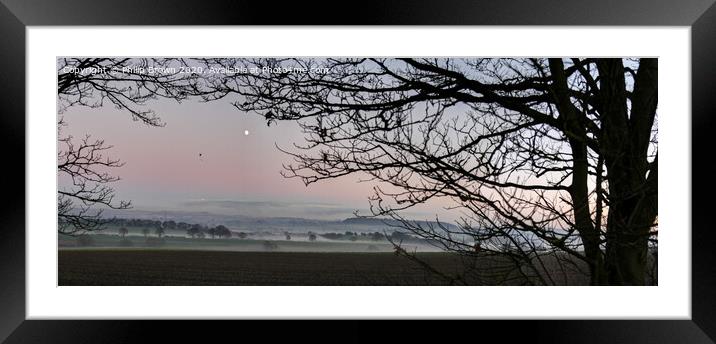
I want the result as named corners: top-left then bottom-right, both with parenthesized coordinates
top-left (2, 0), bottom-right (715, 342)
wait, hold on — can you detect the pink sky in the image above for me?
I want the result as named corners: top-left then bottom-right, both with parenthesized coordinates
top-left (59, 95), bottom-right (460, 221)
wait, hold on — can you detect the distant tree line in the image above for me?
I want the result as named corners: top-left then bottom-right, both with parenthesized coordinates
top-left (319, 231), bottom-right (388, 242)
top-left (106, 218), bottom-right (234, 239)
top-left (105, 219), bottom-right (431, 243)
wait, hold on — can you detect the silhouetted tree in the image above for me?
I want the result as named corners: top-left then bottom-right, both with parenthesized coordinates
top-left (57, 132), bottom-right (129, 235)
top-left (204, 58), bottom-right (658, 285)
top-left (215, 225), bottom-right (231, 239)
top-left (118, 227), bottom-right (128, 238)
top-left (155, 226), bottom-right (165, 238)
top-left (308, 232), bottom-right (317, 241)
top-left (187, 224), bottom-right (202, 238)
top-left (142, 227), bottom-right (150, 238)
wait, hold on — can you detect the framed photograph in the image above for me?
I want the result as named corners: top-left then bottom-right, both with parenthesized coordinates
top-left (3, 0), bottom-right (716, 342)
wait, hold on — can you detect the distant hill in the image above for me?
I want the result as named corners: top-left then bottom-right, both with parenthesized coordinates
top-left (342, 217), bottom-right (458, 230)
top-left (96, 208), bottom-right (459, 233)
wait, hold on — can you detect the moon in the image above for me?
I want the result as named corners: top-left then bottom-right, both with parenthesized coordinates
top-left (244, 130), bottom-right (250, 136)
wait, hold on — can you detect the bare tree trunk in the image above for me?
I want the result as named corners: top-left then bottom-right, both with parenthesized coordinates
top-left (549, 58), bottom-right (608, 285)
top-left (216, 57), bottom-right (658, 286)
top-left (598, 59), bottom-right (658, 285)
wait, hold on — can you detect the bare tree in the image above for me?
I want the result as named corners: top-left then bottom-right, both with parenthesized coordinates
top-left (207, 227), bottom-right (217, 239)
top-left (57, 131), bottom-right (130, 234)
top-left (57, 58), bottom-right (208, 235)
top-left (202, 58), bottom-right (658, 285)
top-left (154, 225), bottom-right (165, 238)
top-left (215, 225), bottom-right (231, 239)
top-left (187, 224), bottom-right (202, 238)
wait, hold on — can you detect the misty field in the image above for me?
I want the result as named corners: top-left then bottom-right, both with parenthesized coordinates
top-left (58, 232), bottom-right (440, 252)
top-left (58, 249), bottom-right (595, 285)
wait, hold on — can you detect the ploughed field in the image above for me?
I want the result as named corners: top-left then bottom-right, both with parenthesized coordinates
top-left (58, 249), bottom-right (593, 286)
